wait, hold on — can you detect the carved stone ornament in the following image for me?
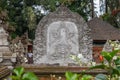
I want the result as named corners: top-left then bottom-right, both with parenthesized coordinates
top-left (102, 40), bottom-right (113, 52)
top-left (33, 5), bottom-right (93, 66)
top-left (11, 53), bottom-right (17, 62)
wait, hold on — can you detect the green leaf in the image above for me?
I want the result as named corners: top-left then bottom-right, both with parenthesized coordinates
top-left (10, 76), bottom-right (19, 80)
top-left (90, 64), bottom-right (108, 69)
top-left (95, 74), bottom-right (108, 80)
top-left (65, 72), bottom-right (79, 80)
top-left (114, 57), bottom-right (120, 65)
top-left (101, 51), bottom-right (112, 62)
top-left (65, 71), bottom-right (72, 80)
top-left (116, 65), bottom-right (120, 70)
top-left (81, 75), bottom-right (93, 80)
top-left (101, 50), bottom-right (120, 63)
top-left (22, 72), bottom-right (38, 80)
top-left (13, 66), bottom-right (24, 78)
top-left (109, 50), bottom-right (120, 58)
top-left (112, 68), bottom-right (120, 75)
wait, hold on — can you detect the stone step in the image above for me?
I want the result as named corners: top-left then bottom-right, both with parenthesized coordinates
top-left (0, 66), bottom-right (10, 79)
top-left (2, 56), bottom-right (13, 59)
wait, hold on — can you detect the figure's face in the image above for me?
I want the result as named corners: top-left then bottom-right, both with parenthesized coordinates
top-left (61, 28), bottom-right (65, 32)
top-left (61, 28), bottom-right (66, 36)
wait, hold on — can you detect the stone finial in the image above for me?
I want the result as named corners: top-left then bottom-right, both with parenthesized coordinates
top-left (56, 5), bottom-right (71, 14)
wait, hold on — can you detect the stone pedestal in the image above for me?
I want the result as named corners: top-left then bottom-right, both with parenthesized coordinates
top-left (22, 64), bottom-right (107, 80)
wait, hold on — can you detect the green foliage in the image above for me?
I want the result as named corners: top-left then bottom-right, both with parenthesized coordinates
top-left (10, 32), bottom-right (17, 39)
top-left (101, 13), bottom-right (111, 21)
top-left (65, 72), bottom-right (93, 80)
top-left (91, 49), bottom-right (120, 80)
top-left (101, 13), bottom-right (118, 28)
top-left (90, 64), bottom-right (108, 69)
top-left (0, 0), bottom-right (92, 40)
top-left (67, 0), bottom-right (91, 21)
top-left (0, 0), bottom-right (8, 11)
top-left (0, 0), bottom-right (119, 39)
top-left (13, 67), bottom-right (24, 79)
top-left (65, 72), bottom-right (79, 80)
top-left (101, 50), bottom-right (119, 63)
top-left (39, 0), bottom-right (91, 21)
top-left (23, 7), bottom-right (36, 31)
top-left (0, 0), bottom-right (37, 39)
top-left (106, 0), bottom-right (119, 13)
top-left (10, 66), bottom-right (38, 80)
top-left (22, 72), bottom-right (38, 80)
top-left (81, 75), bottom-right (93, 80)
top-left (101, 0), bottom-right (120, 27)
top-left (114, 57), bottom-right (120, 65)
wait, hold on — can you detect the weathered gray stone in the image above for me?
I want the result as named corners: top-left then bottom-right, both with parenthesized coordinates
top-left (102, 40), bottom-right (113, 52)
top-left (0, 26), bottom-right (16, 66)
top-left (33, 6), bottom-right (93, 66)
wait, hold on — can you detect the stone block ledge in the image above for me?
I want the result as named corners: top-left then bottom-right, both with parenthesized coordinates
top-left (21, 64), bottom-right (108, 76)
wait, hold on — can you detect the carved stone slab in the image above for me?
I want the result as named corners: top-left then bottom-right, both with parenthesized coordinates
top-left (33, 6), bottom-right (93, 66)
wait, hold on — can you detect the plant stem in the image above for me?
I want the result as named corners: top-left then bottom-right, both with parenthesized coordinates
top-left (109, 61), bottom-right (112, 80)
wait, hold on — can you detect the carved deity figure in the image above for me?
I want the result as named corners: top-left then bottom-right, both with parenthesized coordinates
top-left (17, 40), bottom-right (26, 63)
top-left (17, 40), bottom-right (24, 53)
top-left (10, 40), bottom-right (26, 64)
top-left (54, 28), bottom-right (71, 54)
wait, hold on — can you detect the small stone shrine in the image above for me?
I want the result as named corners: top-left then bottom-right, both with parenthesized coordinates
top-left (0, 26), bottom-right (16, 66)
top-left (33, 5), bottom-right (93, 66)
top-left (102, 40), bottom-right (113, 52)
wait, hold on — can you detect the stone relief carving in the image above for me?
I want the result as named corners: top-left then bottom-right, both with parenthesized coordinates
top-left (47, 21), bottom-right (79, 60)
